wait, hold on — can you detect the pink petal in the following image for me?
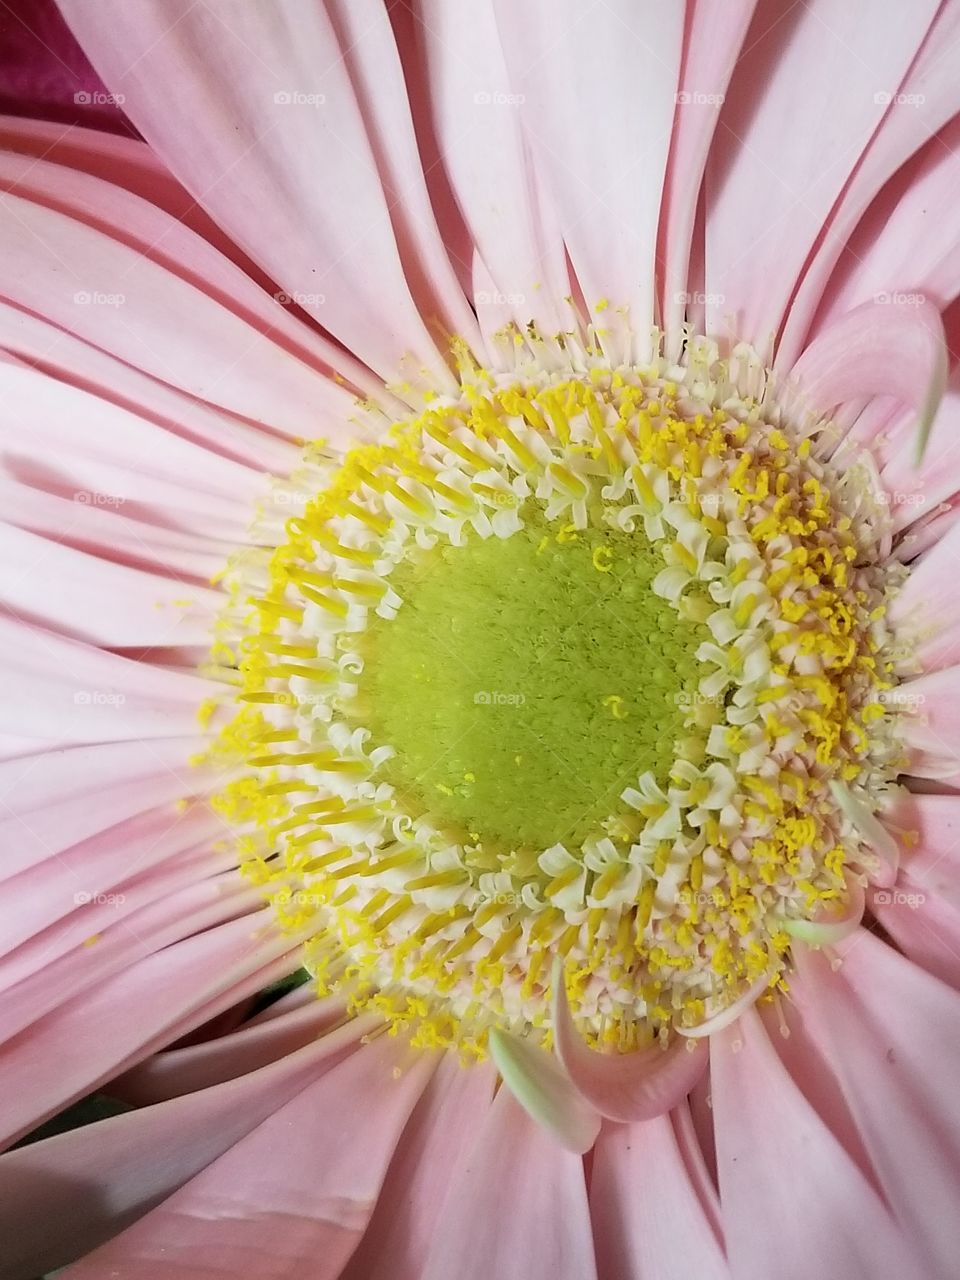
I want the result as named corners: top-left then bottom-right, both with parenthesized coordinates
top-left (710, 1007), bottom-right (915, 1278)
top-left (0, 1014), bottom-right (374, 1279)
top-left (418, 0), bottom-right (569, 347)
top-left (421, 1086), bottom-right (598, 1280)
top-left (704, 0), bottom-right (940, 351)
top-left (793, 933), bottom-right (960, 1278)
top-left (58, 0), bottom-right (466, 388)
top-left (660, 0), bottom-right (757, 351)
top-left (553, 965), bottom-right (708, 1121)
top-left (0, 908), bottom-right (293, 1148)
top-left (62, 1036), bottom-right (437, 1280)
top-left (869, 877), bottom-right (960, 990)
top-left (112, 993), bottom-right (351, 1105)
top-left (818, 113), bottom-right (960, 329)
top-left (0, 521), bottom-right (220, 647)
top-left (0, 148), bottom-right (363, 438)
top-left (776, 0), bottom-right (960, 366)
top-left (493, 0), bottom-right (684, 362)
top-left (882, 790), bottom-right (960, 911)
top-left (0, 738), bottom-right (213, 880)
top-left (888, 532), bottom-right (960, 672)
top-left (786, 297), bottom-right (947, 462)
top-left (0, 616), bottom-right (216, 744)
top-left (591, 1113), bottom-right (730, 1280)
top-left (0, 866), bottom-right (255, 1043)
top-left (341, 1054), bottom-right (497, 1280)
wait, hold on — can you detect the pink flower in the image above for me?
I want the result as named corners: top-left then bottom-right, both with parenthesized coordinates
top-left (2, 2), bottom-right (960, 1278)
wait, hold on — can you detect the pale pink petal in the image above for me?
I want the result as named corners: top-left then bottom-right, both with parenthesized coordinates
top-left (58, 0), bottom-right (466, 388)
top-left (341, 1054), bottom-right (497, 1280)
top-left (793, 933), bottom-right (960, 1278)
top-left (0, 153), bottom-right (367, 437)
top-left (112, 994), bottom-right (351, 1104)
top-left (0, 908), bottom-right (293, 1148)
top-left (704, 0), bottom-right (940, 351)
top-left (0, 1017), bottom-right (376, 1279)
top-left (888, 527), bottom-right (960, 672)
top-left (0, 851), bottom-right (243, 1013)
top-left (0, 739), bottom-right (212, 880)
top-left (879, 378), bottom-right (960, 532)
top-left (418, 0), bottom-right (569, 346)
top-left (660, 0), bottom-right (757, 350)
top-left (869, 879), bottom-right (960, 990)
top-left (0, 803), bottom-right (226, 961)
top-left (896, 667), bottom-right (960, 778)
top-left (776, 0), bottom-right (960, 366)
top-left (786, 298), bottom-right (947, 461)
top-left (0, 362), bottom-right (261, 542)
top-left (62, 1036), bottom-right (437, 1280)
top-left (0, 521), bottom-right (220, 647)
top-left (421, 1086), bottom-right (598, 1280)
top-left (553, 965), bottom-right (708, 1121)
top-left (493, 0), bottom-right (684, 362)
top-left (322, 0), bottom-right (481, 348)
top-left (710, 1007), bottom-right (915, 1279)
top-left (0, 302), bottom-right (298, 476)
top-left (0, 476), bottom-right (236, 584)
top-left (882, 790), bottom-right (960, 911)
top-left (591, 1114), bottom-right (730, 1280)
top-left (816, 115), bottom-right (960, 331)
top-left (0, 617), bottom-right (217, 744)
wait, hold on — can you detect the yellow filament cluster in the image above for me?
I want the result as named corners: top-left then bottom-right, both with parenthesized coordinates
top-left (204, 345), bottom-right (903, 1056)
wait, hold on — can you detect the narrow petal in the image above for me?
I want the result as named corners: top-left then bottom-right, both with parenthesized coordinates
top-left (793, 934), bottom-right (960, 1279)
top-left (888, 534), bottom-right (960, 673)
top-left (660, 0), bottom-right (757, 351)
top-left (488, 1026), bottom-right (600, 1154)
top-left (421, 1087), bottom-right (598, 1280)
top-left (494, 0), bottom-right (684, 361)
top-left (0, 909), bottom-right (293, 1148)
top-left (58, 0), bottom-right (466, 387)
top-left (553, 963), bottom-right (707, 1121)
top-left (64, 1038), bottom-right (435, 1280)
top-left (704, 0), bottom-right (940, 350)
top-left (0, 1017), bottom-right (373, 1279)
top-left (591, 1115), bottom-right (730, 1280)
top-left (787, 298), bottom-right (947, 463)
top-left (711, 1008), bottom-right (915, 1279)
top-left (776, 0), bottom-right (960, 365)
top-left (341, 1054), bottom-right (497, 1280)
top-left (419, 0), bottom-right (569, 346)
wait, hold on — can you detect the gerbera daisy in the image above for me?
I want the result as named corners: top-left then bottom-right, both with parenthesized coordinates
top-left (2, 1), bottom-right (960, 1277)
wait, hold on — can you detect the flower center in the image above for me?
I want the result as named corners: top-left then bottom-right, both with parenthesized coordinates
top-left (209, 337), bottom-right (905, 1057)
top-left (360, 513), bottom-right (705, 850)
